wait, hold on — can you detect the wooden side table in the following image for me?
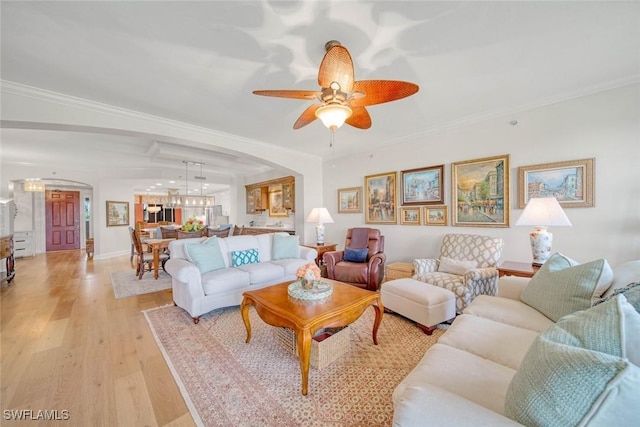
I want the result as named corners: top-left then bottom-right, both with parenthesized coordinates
top-left (384, 262), bottom-right (414, 282)
top-left (498, 261), bottom-right (539, 278)
top-left (302, 243), bottom-right (337, 266)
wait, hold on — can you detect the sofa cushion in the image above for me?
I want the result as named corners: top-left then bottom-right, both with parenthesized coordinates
top-left (272, 234), bottom-right (300, 260)
top-left (237, 262), bottom-right (285, 285)
top-left (395, 343), bottom-right (516, 415)
top-left (505, 295), bottom-right (640, 426)
top-left (439, 314), bottom-right (539, 371)
top-left (201, 268), bottom-right (250, 295)
top-left (520, 252), bottom-right (612, 321)
top-left (344, 247), bottom-right (368, 263)
top-left (184, 239), bottom-right (225, 274)
top-left (438, 256), bottom-right (477, 275)
top-left (231, 248), bottom-right (260, 267)
top-left (464, 295), bottom-right (554, 332)
top-left (269, 258), bottom-right (308, 277)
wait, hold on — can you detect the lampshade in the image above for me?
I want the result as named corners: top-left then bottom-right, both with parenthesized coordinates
top-left (306, 207), bottom-right (334, 245)
top-left (516, 197), bottom-right (571, 266)
top-left (306, 208), bottom-right (334, 224)
top-left (515, 197), bottom-right (572, 227)
top-left (315, 104), bottom-right (352, 130)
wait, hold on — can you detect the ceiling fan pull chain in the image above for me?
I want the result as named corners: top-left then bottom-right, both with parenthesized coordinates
top-left (330, 129), bottom-right (336, 168)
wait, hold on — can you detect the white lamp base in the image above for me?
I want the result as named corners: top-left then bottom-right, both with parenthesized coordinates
top-left (315, 224), bottom-right (325, 245)
top-left (529, 226), bottom-right (553, 266)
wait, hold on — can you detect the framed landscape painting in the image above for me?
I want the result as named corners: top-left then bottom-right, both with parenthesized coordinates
top-left (337, 186), bottom-right (362, 213)
top-left (452, 154), bottom-right (510, 227)
top-left (424, 205), bottom-right (448, 226)
top-left (106, 201), bottom-right (129, 227)
top-left (365, 171), bottom-right (397, 224)
top-left (400, 207), bottom-right (421, 225)
top-left (400, 164), bottom-right (444, 205)
top-left (518, 158), bottom-right (594, 208)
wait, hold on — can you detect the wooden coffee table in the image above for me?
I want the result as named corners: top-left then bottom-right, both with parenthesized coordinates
top-left (240, 279), bottom-right (383, 395)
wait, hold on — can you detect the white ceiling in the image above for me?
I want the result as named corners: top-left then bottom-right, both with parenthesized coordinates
top-left (1, 1), bottom-right (639, 194)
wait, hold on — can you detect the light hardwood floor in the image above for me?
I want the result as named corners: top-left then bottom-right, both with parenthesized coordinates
top-left (1, 251), bottom-right (195, 426)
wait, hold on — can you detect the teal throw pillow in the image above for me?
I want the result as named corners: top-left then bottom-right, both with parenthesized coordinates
top-left (272, 234), bottom-right (300, 260)
top-left (505, 295), bottom-right (640, 426)
top-left (231, 248), bottom-right (260, 267)
top-left (344, 247), bottom-right (368, 263)
top-left (184, 240), bottom-right (225, 274)
top-left (520, 252), bottom-right (612, 321)
top-left (595, 282), bottom-right (640, 313)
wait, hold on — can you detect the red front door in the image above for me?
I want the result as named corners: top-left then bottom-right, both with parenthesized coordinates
top-left (46, 190), bottom-right (80, 252)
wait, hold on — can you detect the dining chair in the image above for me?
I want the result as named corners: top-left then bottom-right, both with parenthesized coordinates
top-left (204, 227), bottom-right (231, 238)
top-left (177, 230), bottom-right (204, 239)
top-left (160, 226), bottom-right (178, 239)
top-left (130, 227), bottom-right (169, 279)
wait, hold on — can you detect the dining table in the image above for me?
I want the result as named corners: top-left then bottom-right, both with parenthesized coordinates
top-left (143, 238), bottom-right (176, 279)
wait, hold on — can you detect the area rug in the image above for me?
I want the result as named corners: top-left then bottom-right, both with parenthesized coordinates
top-left (144, 304), bottom-right (446, 427)
top-left (110, 269), bottom-right (172, 299)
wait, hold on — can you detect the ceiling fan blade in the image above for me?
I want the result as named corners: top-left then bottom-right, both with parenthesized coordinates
top-left (350, 80), bottom-right (419, 107)
top-left (345, 106), bottom-right (372, 129)
top-left (293, 104), bottom-right (321, 129)
top-left (318, 45), bottom-right (354, 92)
top-left (253, 89), bottom-right (320, 100)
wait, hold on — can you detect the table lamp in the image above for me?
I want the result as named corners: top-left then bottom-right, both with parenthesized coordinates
top-left (306, 208), bottom-right (334, 245)
top-left (515, 197), bottom-right (571, 266)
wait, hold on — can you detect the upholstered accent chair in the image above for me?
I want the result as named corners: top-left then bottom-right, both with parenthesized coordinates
top-left (323, 228), bottom-right (386, 291)
top-left (413, 233), bottom-right (504, 313)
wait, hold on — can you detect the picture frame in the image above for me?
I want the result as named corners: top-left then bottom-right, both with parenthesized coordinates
top-left (452, 154), bottom-right (510, 227)
top-left (337, 186), bottom-right (362, 213)
top-left (424, 205), bottom-right (448, 226)
top-left (268, 184), bottom-right (288, 217)
top-left (106, 201), bottom-right (129, 227)
top-left (518, 158), bottom-right (594, 208)
top-left (400, 164), bottom-right (444, 205)
top-left (365, 171), bottom-right (397, 224)
top-left (400, 207), bottom-right (421, 225)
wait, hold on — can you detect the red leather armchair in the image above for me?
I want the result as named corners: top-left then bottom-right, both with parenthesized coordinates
top-left (323, 228), bottom-right (386, 291)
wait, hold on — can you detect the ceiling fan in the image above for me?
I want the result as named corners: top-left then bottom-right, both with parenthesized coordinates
top-left (253, 40), bottom-right (419, 131)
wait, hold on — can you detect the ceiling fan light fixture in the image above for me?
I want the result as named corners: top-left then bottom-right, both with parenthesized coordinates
top-left (315, 104), bottom-right (352, 130)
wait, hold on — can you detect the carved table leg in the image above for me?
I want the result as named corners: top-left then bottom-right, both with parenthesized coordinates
top-left (240, 298), bottom-right (252, 343)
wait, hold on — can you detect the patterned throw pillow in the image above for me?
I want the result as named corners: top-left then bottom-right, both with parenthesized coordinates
top-left (505, 295), bottom-right (640, 426)
top-left (595, 282), bottom-right (640, 313)
top-left (520, 252), bottom-right (612, 321)
top-left (344, 247), bottom-right (368, 263)
top-left (231, 248), bottom-right (260, 267)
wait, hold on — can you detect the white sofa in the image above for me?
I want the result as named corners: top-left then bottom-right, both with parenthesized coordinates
top-left (164, 232), bottom-right (317, 323)
top-left (392, 258), bottom-right (640, 426)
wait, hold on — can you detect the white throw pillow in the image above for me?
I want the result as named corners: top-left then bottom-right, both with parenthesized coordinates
top-left (438, 256), bottom-right (477, 275)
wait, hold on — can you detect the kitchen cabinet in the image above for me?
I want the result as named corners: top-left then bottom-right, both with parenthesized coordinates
top-left (246, 176), bottom-right (294, 214)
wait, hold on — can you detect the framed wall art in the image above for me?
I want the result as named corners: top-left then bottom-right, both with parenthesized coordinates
top-left (337, 186), bottom-right (362, 213)
top-left (400, 164), bottom-right (444, 205)
top-left (452, 154), bottom-right (510, 227)
top-left (365, 171), bottom-right (397, 224)
top-left (106, 201), bottom-right (129, 227)
top-left (518, 158), bottom-right (594, 208)
top-left (268, 184), bottom-right (288, 217)
top-left (424, 205), bottom-right (448, 226)
top-left (400, 207), bottom-right (421, 225)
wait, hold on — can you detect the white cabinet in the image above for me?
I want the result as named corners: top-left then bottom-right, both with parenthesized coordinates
top-left (13, 231), bottom-right (34, 258)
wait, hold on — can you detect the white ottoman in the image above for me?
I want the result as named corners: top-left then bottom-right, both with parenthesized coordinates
top-left (381, 278), bottom-right (456, 335)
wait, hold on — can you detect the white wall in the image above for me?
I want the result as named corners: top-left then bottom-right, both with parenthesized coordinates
top-left (322, 84), bottom-right (640, 267)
